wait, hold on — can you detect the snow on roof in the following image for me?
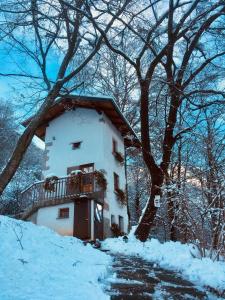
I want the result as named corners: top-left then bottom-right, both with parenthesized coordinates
top-left (70, 91), bottom-right (113, 99)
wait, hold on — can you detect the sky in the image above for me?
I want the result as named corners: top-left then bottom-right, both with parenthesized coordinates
top-left (0, 39), bottom-right (60, 150)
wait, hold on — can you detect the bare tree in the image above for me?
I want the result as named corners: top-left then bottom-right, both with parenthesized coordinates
top-left (0, 101), bottom-right (43, 215)
top-left (1, 0), bottom-right (224, 245)
top-left (90, 44), bottom-right (140, 127)
top-left (0, 0), bottom-right (130, 195)
top-left (162, 102), bottom-right (225, 255)
top-left (127, 150), bottom-right (151, 225)
top-left (193, 109), bottom-right (225, 253)
top-left (79, 0), bottom-right (225, 241)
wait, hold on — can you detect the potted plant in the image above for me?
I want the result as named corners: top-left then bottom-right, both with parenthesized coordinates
top-left (111, 223), bottom-right (121, 237)
top-left (111, 223), bottom-right (125, 237)
top-left (113, 151), bottom-right (124, 164)
top-left (116, 188), bottom-right (127, 205)
top-left (94, 169), bottom-right (107, 191)
top-left (43, 175), bottom-right (58, 192)
top-left (68, 170), bottom-right (83, 193)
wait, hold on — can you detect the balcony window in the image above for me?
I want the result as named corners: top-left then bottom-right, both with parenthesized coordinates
top-left (58, 207), bottom-right (69, 219)
top-left (81, 163), bottom-right (94, 173)
top-left (67, 163), bottom-right (94, 175)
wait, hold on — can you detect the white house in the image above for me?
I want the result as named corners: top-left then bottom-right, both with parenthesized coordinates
top-left (21, 94), bottom-right (140, 240)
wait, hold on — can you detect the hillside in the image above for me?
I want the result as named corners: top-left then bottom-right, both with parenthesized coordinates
top-left (0, 216), bottom-right (110, 300)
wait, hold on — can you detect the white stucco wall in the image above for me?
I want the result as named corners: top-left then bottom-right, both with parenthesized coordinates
top-left (101, 113), bottom-right (128, 233)
top-left (43, 107), bottom-right (128, 234)
top-left (36, 202), bottom-right (74, 236)
top-left (44, 108), bottom-right (104, 177)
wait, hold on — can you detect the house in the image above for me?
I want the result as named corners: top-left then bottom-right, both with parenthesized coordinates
top-left (21, 94), bottom-right (140, 240)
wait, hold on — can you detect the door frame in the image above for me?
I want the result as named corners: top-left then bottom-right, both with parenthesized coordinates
top-left (73, 198), bottom-right (91, 240)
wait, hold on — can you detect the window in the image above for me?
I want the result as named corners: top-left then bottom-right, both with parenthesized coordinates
top-left (119, 216), bottom-right (124, 232)
top-left (72, 141), bottom-right (82, 150)
top-left (80, 163), bottom-right (94, 173)
top-left (111, 214), bottom-right (115, 225)
top-left (112, 138), bottom-right (117, 153)
top-left (58, 208), bottom-right (69, 218)
top-left (114, 172), bottom-right (119, 191)
top-left (95, 204), bottom-right (103, 223)
top-left (67, 163), bottom-right (94, 175)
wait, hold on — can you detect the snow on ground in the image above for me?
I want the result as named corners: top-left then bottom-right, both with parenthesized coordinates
top-left (103, 234), bottom-right (225, 293)
top-left (0, 216), bottom-right (111, 300)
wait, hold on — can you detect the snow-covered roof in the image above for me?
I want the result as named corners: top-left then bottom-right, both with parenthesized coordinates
top-left (22, 94), bottom-right (141, 148)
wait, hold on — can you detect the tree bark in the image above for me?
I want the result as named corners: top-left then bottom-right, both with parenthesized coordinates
top-left (134, 80), bottom-right (164, 242)
top-left (135, 172), bottom-right (164, 242)
top-left (0, 84), bottom-right (62, 195)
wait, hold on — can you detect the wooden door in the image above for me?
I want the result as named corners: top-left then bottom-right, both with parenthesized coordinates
top-left (67, 163), bottom-right (94, 194)
top-left (81, 173), bottom-right (94, 193)
top-left (73, 200), bottom-right (90, 240)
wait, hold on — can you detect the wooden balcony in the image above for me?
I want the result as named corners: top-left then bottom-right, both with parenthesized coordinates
top-left (21, 173), bottom-right (105, 212)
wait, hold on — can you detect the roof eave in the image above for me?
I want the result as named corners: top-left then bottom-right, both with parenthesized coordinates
top-left (22, 95), bottom-right (141, 148)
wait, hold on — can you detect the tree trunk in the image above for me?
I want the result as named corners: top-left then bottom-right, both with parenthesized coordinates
top-left (135, 194), bottom-right (140, 218)
top-left (134, 80), bottom-right (164, 242)
top-left (0, 84), bottom-right (62, 195)
top-left (135, 165), bottom-right (164, 242)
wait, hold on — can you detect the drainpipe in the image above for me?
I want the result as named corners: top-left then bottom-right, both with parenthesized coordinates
top-left (124, 146), bottom-right (131, 232)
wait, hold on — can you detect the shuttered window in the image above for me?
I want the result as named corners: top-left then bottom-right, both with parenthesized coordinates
top-left (58, 208), bottom-right (69, 218)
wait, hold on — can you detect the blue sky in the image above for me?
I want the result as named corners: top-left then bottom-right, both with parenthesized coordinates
top-left (0, 42), bottom-right (61, 100)
top-left (0, 47), bottom-right (56, 149)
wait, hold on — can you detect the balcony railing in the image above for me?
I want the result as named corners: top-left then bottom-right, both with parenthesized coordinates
top-left (21, 173), bottom-right (104, 209)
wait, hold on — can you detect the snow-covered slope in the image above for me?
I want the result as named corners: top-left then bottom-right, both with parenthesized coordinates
top-left (103, 235), bottom-right (225, 293)
top-left (0, 216), bottom-right (110, 300)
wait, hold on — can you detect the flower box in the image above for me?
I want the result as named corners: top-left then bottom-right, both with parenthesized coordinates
top-left (113, 151), bottom-right (124, 164)
top-left (115, 188), bottom-right (126, 205)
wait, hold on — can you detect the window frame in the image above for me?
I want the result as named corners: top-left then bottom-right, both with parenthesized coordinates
top-left (67, 163), bottom-right (94, 175)
top-left (71, 141), bottom-right (82, 150)
top-left (58, 207), bottom-right (69, 219)
top-left (119, 215), bottom-right (124, 232)
top-left (111, 214), bottom-right (116, 225)
top-left (114, 172), bottom-right (119, 191)
top-left (112, 138), bottom-right (118, 154)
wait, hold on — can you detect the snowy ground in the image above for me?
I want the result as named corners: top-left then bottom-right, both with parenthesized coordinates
top-left (102, 234), bottom-right (225, 294)
top-left (0, 216), bottom-right (111, 300)
top-left (1, 216), bottom-right (224, 299)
